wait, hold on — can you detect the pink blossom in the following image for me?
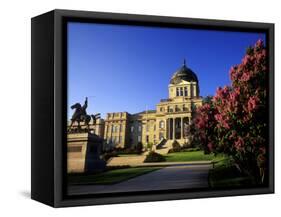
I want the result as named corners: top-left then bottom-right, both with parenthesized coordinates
top-left (240, 71), bottom-right (251, 82)
top-left (229, 130), bottom-right (237, 139)
top-left (207, 142), bottom-right (214, 152)
top-left (242, 55), bottom-right (251, 65)
top-left (235, 137), bottom-right (245, 150)
top-left (255, 39), bottom-right (263, 48)
top-left (247, 96), bottom-right (259, 112)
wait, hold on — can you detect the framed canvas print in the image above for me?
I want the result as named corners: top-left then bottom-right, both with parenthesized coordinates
top-left (31, 9), bottom-right (274, 207)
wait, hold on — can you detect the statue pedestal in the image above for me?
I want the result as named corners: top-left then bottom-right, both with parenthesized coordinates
top-left (67, 132), bottom-right (106, 173)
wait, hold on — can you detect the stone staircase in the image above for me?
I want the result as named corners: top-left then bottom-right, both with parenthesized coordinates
top-left (107, 155), bottom-right (146, 166)
top-left (107, 140), bottom-right (176, 166)
top-left (154, 139), bottom-right (173, 155)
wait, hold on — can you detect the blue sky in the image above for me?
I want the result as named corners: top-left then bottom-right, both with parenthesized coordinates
top-left (67, 22), bottom-right (265, 119)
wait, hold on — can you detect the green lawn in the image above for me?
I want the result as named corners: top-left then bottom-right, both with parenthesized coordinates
top-left (164, 151), bottom-right (256, 188)
top-left (68, 166), bottom-right (162, 185)
top-left (164, 150), bottom-right (225, 162)
top-left (209, 157), bottom-right (254, 188)
top-left (117, 154), bottom-right (140, 157)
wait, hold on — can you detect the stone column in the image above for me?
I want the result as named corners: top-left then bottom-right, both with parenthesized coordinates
top-left (193, 83), bottom-right (197, 97)
top-left (104, 125), bottom-right (108, 140)
top-left (173, 118), bottom-right (176, 140)
top-left (169, 119), bottom-right (171, 140)
top-left (181, 117), bottom-right (183, 139)
top-left (188, 83), bottom-right (191, 98)
top-left (166, 119), bottom-right (169, 139)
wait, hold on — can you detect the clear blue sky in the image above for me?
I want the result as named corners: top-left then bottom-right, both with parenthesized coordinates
top-left (67, 22), bottom-right (265, 119)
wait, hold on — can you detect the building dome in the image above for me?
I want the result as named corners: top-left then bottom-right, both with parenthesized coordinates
top-left (170, 60), bottom-right (198, 85)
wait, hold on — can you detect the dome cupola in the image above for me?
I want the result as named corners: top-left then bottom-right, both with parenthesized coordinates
top-left (170, 59), bottom-right (198, 85)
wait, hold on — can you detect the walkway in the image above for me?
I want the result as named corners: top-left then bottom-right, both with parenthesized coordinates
top-left (68, 163), bottom-right (212, 195)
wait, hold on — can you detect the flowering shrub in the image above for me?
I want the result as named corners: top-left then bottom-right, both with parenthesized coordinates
top-left (193, 40), bottom-right (268, 184)
top-left (144, 151), bottom-right (166, 162)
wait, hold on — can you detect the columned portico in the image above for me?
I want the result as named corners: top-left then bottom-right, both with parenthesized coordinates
top-left (173, 118), bottom-right (176, 140)
top-left (181, 117), bottom-right (183, 139)
top-left (166, 116), bottom-right (190, 142)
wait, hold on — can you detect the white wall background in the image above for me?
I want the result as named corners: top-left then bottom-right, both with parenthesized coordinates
top-left (0, 0), bottom-right (279, 215)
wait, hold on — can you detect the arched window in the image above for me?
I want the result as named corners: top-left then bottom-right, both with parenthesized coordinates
top-left (159, 120), bottom-right (165, 129)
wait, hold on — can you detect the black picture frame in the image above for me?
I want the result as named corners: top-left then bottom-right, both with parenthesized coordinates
top-left (31, 9), bottom-right (274, 207)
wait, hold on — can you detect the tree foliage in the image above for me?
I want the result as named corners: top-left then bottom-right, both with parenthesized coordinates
top-left (192, 40), bottom-right (268, 184)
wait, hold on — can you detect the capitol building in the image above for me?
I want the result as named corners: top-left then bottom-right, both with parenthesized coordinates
top-left (98, 60), bottom-right (203, 150)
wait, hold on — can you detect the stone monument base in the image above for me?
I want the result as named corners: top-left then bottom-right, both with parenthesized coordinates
top-left (67, 132), bottom-right (106, 173)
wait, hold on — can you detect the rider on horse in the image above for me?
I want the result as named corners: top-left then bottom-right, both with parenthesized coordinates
top-left (71, 97), bottom-right (88, 123)
top-left (69, 97), bottom-right (100, 132)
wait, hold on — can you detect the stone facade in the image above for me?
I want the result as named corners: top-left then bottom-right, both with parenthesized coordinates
top-left (103, 61), bottom-right (203, 149)
top-left (103, 112), bottom-right (130, 149)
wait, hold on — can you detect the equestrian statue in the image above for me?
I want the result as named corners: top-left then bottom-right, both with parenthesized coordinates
top-left (68, 97), bottom-right (101, 133)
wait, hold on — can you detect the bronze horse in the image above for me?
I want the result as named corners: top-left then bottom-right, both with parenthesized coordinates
top-left (68, 97), bottom-right (100, 132)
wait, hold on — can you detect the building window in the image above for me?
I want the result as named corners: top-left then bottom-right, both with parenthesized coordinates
top-left (160, 107), bottom-right (163, 112)
top-left (119, 136), bottom-right (122, 143)
top-left (180, 87), bottom-right (183, 96)
top-left (184, 87), bottom-right (188, 96)
top-left (146, 135), bottom-right (149, 143)
top-left (131, 126), bottom-right (134, 132)
top-left (159, 120), bottom-right (165, 129)
top-left (154, 125), bottom-right (156, 131)
top-left (176, 87), bottom-right (179, 96)
top-left (175, 105), bottom-right (180, 112)
top-left (138, 135), bottom-right (141, 142)
top-left (138, 125), bottom-right (142, 132)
